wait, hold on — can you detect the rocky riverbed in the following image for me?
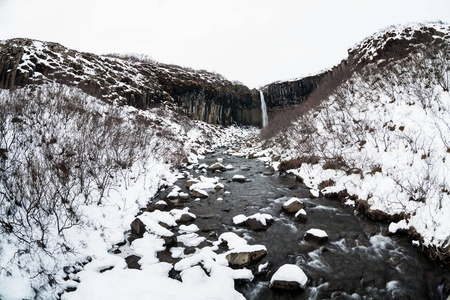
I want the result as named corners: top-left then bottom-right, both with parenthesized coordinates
top-left (86, 147), bottom-right (450, 300)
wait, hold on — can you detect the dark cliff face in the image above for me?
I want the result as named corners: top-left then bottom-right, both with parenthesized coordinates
top-left (0, 38), bottom-right (262, 126)
top-left (262, 73), bottom-right (328, 110)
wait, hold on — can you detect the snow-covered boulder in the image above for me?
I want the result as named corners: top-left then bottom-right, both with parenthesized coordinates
top-left (186, 178), bottom-right (200, 188)
top-left (219, 232), bottom-right (268, 267)
top-left (232, 174), bottom-right (246, 182)
top-left (232, 213), bottom-right (274, 231)
top-left (190, 188), bottom-right (209, 198)
top-left (282, 197), bottom-right (305, 214)
top-left (270, 264), bottom-right (308, 290)
top-left (304, 228), bottom-right (328, 243)
top-left (295, 209), bottom-right (307, 222)
top-left (209, 162), bottom-right (227, 172)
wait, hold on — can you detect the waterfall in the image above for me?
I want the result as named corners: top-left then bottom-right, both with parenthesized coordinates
top-left (260, 90), bottom-right (268, 127)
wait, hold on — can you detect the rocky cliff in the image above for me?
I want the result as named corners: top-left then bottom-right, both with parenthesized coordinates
top-left (0, 38), bottom-right (264, 126)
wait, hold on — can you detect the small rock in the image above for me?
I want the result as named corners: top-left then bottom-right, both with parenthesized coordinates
top-left (179, 214), bottom-right (196, 223)
top-left (130, 218), bottom-right (146, 236)
top-left (186, 179), bottom-right (200, 188)
top-left (209, 163), bottom-right (227, 172)
top-left (364, 225), bottom-right (380, 237)
top-left (226, 249), bottom-right (267, 267)
top-left (163, 235), bottom-right (177, 247)
top-left (191, 188), bottom-right (208, 198)
top-left (232, 175), bottom-right (246, 182)
top-left (282, 197), bottom-right (305, 214)
top-left (125, 255), bottom-right (141, 270)
top-left (295, 209), bottom-right (307, 222)
top-left (304, 228), bottom-right (328, 244)
top-left (270, 264), bottom-right (308, 290)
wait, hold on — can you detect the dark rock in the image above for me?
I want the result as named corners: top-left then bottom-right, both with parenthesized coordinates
top-left (99, 266), bottom-right (114, 273)
top-left (226, 249), bottom-right (267, 267)
top-left (125, 255), bottom-right (141, 270)
top-left (282, 198), bottom-right (305, 214)
top-left (304, 229), bottom-right (328, 244)
top-left (245, 216), bottom-right (274, 231)
top-left (113, 249), bottom-right (122, 254)
top-left (363, 224), bottom-right (380, 237)
top-left (191, 188), bottom-right (208, 198)
top-left (208, 163), bottom-right (227, 172)
top-left (179, 213), bottom-right (195, 223)
top-left (184, 247), bottom-right (196, 255)
top-left (130, 218), bottom-right (146, 236)
top-left (163, 235), bottom-right (177, 247)
top-left (232, 175), bottom-right (246, 182)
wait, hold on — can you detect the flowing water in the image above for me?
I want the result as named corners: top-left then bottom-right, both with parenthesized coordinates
top-left (260, 91), bottom-right (268, 128)
top-left (162, 148), bottom-right (450, 300)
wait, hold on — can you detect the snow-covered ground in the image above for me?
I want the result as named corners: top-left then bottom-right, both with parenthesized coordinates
top-left (0, 83), bottom-right (257, 299)
top-left (251, 24), bottom-right (450, 260)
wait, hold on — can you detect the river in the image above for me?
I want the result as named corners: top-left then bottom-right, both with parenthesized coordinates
top-left (130, 147), bottom-right (450, 299)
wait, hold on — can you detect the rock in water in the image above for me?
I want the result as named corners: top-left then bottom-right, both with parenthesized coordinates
top-left (304, 228), bottom-right (328, 243)
top-left (190, 188), bottom-right (209, 198)
top-left (295, 209), bottom-right (307, 222)
top-left (232, 174), bottom-right (246, 182)
top-left (130, 218), bottom-right (146, 236)
top-left (209, 163), bottom-right (227, 172)
top-left (282, 197), bottom-right (305, 214)
top-left (270, 264), bottom-right (308, 290)
top-left (226, 249), bottom-right (267, 267)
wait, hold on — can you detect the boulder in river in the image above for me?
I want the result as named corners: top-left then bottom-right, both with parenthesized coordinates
top-left (295, 209), bottom-right (307, 222)
top-left (232, 213), bottom-right (274, 231)
top-left (209, 163), bottom-right (227, 172)
top-left (130, 218), bottom-right (146, 236)
top-left (270, 264), bottom-right (308, 290)
top-left (282, 197), bottom-right (305, 214)
top-left (226, 249), bottom-right (267, 267)
top-left (186, 179), bottom-right (200, 188)
top-left (190, 188), bottom-right (209, 198)
top-left (232, 174), bottom-right (246, 182)
top-left (304, 228), bottom-right (328, 244)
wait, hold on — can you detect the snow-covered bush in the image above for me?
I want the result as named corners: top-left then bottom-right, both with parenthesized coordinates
top-left (0, 84), bottom-right (185, 298)
top-left (261, 28), bottom-right (450, 261)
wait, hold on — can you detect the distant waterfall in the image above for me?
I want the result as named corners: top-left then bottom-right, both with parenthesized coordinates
top-left (260, 90), bottom-right (268, 127)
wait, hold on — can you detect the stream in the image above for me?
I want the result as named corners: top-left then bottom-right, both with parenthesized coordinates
top-left (127, 147), bottom-right (450, 299)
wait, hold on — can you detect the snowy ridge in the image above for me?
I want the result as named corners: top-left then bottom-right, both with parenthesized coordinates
top-left (254, 23), bottom-right (450, 260)
top-left (0, 38), bottom-right (249, 113)
top-left (348, 22), bottom-right (450, 66)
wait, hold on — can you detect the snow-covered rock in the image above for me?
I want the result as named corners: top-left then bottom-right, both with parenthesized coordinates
top-left (282, 197), bottom-right (305, 214)
top-left (232, 175), bottom-right (246, 182)
top-left (269, 264), bottom-right (308, 290)
top-left (295, 209), bottom-right (307, 222)
top-left (304, 228), bottom-right (328, 243)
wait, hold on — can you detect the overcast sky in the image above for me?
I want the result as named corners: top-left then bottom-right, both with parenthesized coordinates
top-left (0, 0), bottom-right (448, 88)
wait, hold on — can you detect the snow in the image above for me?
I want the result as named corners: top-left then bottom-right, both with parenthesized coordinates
top-left (232, 175), bottom-right (246, 181)
top-left (283, 197), bottom-right (304, 208)
top-left (295, 209), bottom-right (307, 218)
top-left (233, 214), bottom-right (248, 225)
top-left (270, 264), bottom-right (308, 288)
top-left (306, 229), bottom-right (328, 238)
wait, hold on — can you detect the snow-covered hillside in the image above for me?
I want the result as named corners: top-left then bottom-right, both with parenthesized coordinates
top-left (257, 23), bottom-right (450, 261)
top-left (0, 83), bottom-right (255, 299)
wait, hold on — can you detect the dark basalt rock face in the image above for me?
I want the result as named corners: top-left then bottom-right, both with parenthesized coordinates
top-left (0, 38), bottom-right (263, 126)
top-left (262, 73), bottom-right (328, 110)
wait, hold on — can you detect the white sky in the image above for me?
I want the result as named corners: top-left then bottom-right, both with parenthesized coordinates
top-left (0, 0), bottom-right (448, 88)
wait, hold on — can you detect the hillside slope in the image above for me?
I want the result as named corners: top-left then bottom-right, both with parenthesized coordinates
top-left (0, 38), bottom-right (261, 126)
top-left (256, 22), bottom-right (450, 261)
